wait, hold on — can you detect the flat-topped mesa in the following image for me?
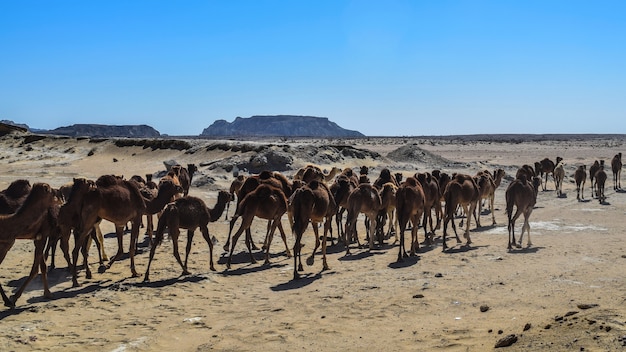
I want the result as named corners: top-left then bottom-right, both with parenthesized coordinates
top-left (201, 115), bottom-right (364, 137)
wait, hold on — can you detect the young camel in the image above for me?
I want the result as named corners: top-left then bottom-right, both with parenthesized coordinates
top-left (226, 184), bottom-right (290, 269)
top-left (143, 190), bottom-right (230, 281)
top-left (177, 163), bottom-right (197, 196)
top-left (395, 177), bottom-right (425, 262)
top-left (344, 183), bottom-right (382, 254)
top-left (589, 160), bottom-right (601, 198)
top-left (611, 152), bottom-right (622, 190)
top-left (554, 161), bottom-right (565, 197)
top-left (291, 180), bottom-right (337, 280)
top-left (574, 165), bottom-right (587, 201)
top-left (441, 174), bottom-right (480, 251)
top-left (0, 183), bottom-right (59, 308)
top-left (505, 175), bottom-right (540, 250)
top-left (377, 182), bottom-right (399, 243)
top-left (67, 176), bottom-right (182, 287)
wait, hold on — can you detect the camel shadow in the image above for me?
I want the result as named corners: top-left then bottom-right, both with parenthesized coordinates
top-left (599, 200), bottom-right (611, 206)
top-left (0, 306), bottom-right (31, 319)
top-left (134, 273), bottom-right (208, 289)
top-left (338, 249), bottom-right (385, 261)
top-left (557, 193), bottom-right (568, 199)
top-left (442, 244), bottom-right (486, 254)
top-left (388, 255), bottom-right (420, 269)
top-left (221, 262), bottom-right (288, 277)
top-left (19, 280), bottom-right (112, 310)
top-left (615, 189), bottom-right (626, 193)
top-left (507, 246), bottom-right (543, 254)
top-left (270, 272), bottom-right (323, 292)
top-left (578, 199), bottom-right (591, 203)
top-left (472, 224), bottom-right (499, 233)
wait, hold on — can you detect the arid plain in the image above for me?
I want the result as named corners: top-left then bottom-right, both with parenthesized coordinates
top-left (0, 133), bottom-right (625, 351)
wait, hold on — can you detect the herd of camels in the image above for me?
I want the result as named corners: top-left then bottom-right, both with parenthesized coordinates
top-left (0, 151), bottom-right (622, 309)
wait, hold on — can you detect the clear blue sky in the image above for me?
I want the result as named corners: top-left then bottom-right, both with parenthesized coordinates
top-left (2, 1), bottom-right (625, 136)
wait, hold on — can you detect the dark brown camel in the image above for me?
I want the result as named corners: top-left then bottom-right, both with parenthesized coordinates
top-left (505, 175), bottom-right (539, 250)
top-left (395, 177), bottom-right (425, 262)
top-left (0, 179), bottom-right (31, 214)
top-left (67, 175), bottom-right (182, 287)
top-left (177, 163), bottom-right (197, 196)
top-left (515, 165), bottom-right (536, 182)
top-left (0, 183), bottom-right (59, 308)
top-left (226, 184), bottom-right (290, 269)
top-left (143, 190), bottom-right (230, 281)
top-left (374, 168), bottom-right (399, 188)
top-left (344, 183), bottom-right (382, 254)
top-left (441, 174), bottom-right (480, 251)
top-left (589, 160), bottom-right (601, 198)
top-left (574, 165), bottom-right (587, 201)
top-left (537, 157), bottom-right (562, 191)
top-left (291, 180), bottom-right (337, 280)
top-left (595, 163), bottom-right (608, 203)
top-left (611, 152), bottom-right (622, 190)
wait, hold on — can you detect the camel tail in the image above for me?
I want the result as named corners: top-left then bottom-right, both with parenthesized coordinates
top-left (153, 205), bottom-right (171, 247)
top-left (291, 189), bottom-right (313, 237)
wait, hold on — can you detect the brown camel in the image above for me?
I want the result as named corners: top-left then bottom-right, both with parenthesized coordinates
top-left (515, 164), bottom-right (536, 182)
top-left (553, 161), bottom-right (566, 197)
top-left (225, 174), bottom-right (247, 220)
top-left (441, 174), bottom-right (480, 251)
top-left (415, 172), bottom-right (442, 238)
top-left (574, 165), bottom-right (587, 201)
top-left (611, 152), bottom-right (622, 190)
top-left (536, 157), bottom-right (562, 191)
top-left (290, 180), bottom-right (337, 280)
top-left (329, 170), bottom-right (358, 244)
top-left (589, 160), bottom-right (601, 198)
top-left (505, 175), bottom-right (539, 250)
top-left (226, 184), bottom-right (290, 269)
top-left (0, 183), bottom-right (59, 308)
top-left (395, 177), bottom-right (425, 262)
top-left (67, 175), bottom-right (182, 287)
top-left (595, 163), bottom-right (608, 203)
top-left (344, 183), bottom-right (382, 254)
top-left (143, 190), bottom-right (230, 281)
top-left (176, 163), bottom-right (197, 196)
top-left (294, 165), bottom-right (342, 184)
top-left (224, 171), bottom-right (293, 253)
top-left (0, 179), bottom-right (31, 214)
top-left (374, 168), bottom-right (399, 188)
top-left (376, 182), bottom-right (399, 243)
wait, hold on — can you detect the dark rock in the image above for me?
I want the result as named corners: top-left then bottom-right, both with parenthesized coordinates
top-left (495, 334), bottom-right (518, 348)
top-left (44, 124), bottom-right (160, 138)
top-left (577, 303), bottom-right (599, 310)
top-left (480, 305), bottom-right (490, 312)
top-left (523, 323), bottom-right (531, 331)
top-left (201, 115), bottom-right (364, 137)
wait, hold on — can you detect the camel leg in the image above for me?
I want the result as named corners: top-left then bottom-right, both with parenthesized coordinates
top-left (463, 203), bottom-right (475, 246)
top-left (199, 225), bottom-right (216, 271)
top-left (293, 231), bottom-right (303, 280)
top-left (521, 209), bottom-right (533, 247)
top-left (106, 225), bottom-right (125, 270)
top-left (11, 239), bottom-right (50, 306)
top-left (410, 216), bottom-right (419, 256)
top-left (180, 229), bottom-right (193, 275)
top-left (509, 207), bottom-right (523, 249)
top-left (306, 222), bottom-right (321, 266)
top-left (264, 220), bottom-right (279, 265)
top-left (368, 216), bottom-right (377, 250)
top-left (226, 216), bottom-right (254, 269)
top-left (144, 212), bottom-right (170, 282)
top-left (0, 245), bottom-right (16, 307)
top-left (489, 195), bottom-right (496, 225)
top-left (276, 220), bottom-right (292, 257)
top-left (244, 229), bottom-right (256, 264)
top-left (321, 217), bottom-right (331, 271)
top-left (224, 215), bottom-right (239, 252)
top-left (95, 223), bottom-right (108, 261)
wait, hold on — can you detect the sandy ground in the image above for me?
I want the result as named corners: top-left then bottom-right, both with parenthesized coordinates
top-left (0, 133), bottom-right (625, 351)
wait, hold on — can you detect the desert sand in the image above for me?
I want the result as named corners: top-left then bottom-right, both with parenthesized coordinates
top-left (0, 133), bottom-right (625, 351)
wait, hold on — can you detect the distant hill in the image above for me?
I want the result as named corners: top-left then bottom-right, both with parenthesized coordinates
top-left (201, 115), bottom-right (364, 137)
top-left (43, 124), bottom-right (161, 138)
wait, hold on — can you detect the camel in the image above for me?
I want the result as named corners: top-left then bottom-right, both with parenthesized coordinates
top-left (611, 152), bottom-right (622, 190)
top-left (395, 177), bottom-right (425, 262)
top-left (0, 183), bottom-right (59, 308)
top-left (290, 180), bottom-right (337, 280)
top-left (226, 184), bottom-right (290, 269)
top-left (329, 170), bottom-right (358, 244)
top-left (554, 161), bottom-right (565, 197)
top-left (294, 165), bottom-right (342, 184)
top-left (515, 164), bottom-right (536, 182)
top-left (415, 172), bottom-right (442, 238)
top-left (474, 169), bottom-right (505, 226)
top-left (225, 174), bottom-right (247, 220)
top-left (374, 168), bottom-right (399, 188)
top-left (536, 157), bottom-right (562, 191)
top-left (505, 175), bottom-right (539, 250)
top-left (224, 171), bottom-right (293, 253)
top-left (0, 179), bottom-right (31, 214)
top-left (376, 182), bottom-right (399, 243)
top-left (143, 190), bottom-right (230, 281)
top-left (344, 183), bottom-right (382, 254)
top-left (595, 163), bottom-right (608, 203)
top-left (589, 160), bottom-right (601, 198)
top-left (574, 165), bottom-right (587, 201)
top-left (177, 163), bottom-right (197, 196)
top-left (441, 174), bottom-right (480, 251)
top-left (67, 175), bottom-right (182, 287)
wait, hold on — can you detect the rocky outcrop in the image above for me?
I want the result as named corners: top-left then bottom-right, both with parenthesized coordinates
top-left (201, 115), bottom-right (364, 137)
top-left (44, 124), bottom-right (161, 138)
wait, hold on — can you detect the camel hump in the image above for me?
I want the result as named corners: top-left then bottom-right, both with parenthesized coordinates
top-left (4, 179), bottom-right (31, 198)
top-left (255, 184), bottom-right (274, 199)
top-left (96, 174), bottom-right (122, 187)
top-left (259, 170), bottom-right (273, 180)
top-left (404, 177), bottom-right (419, 188)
